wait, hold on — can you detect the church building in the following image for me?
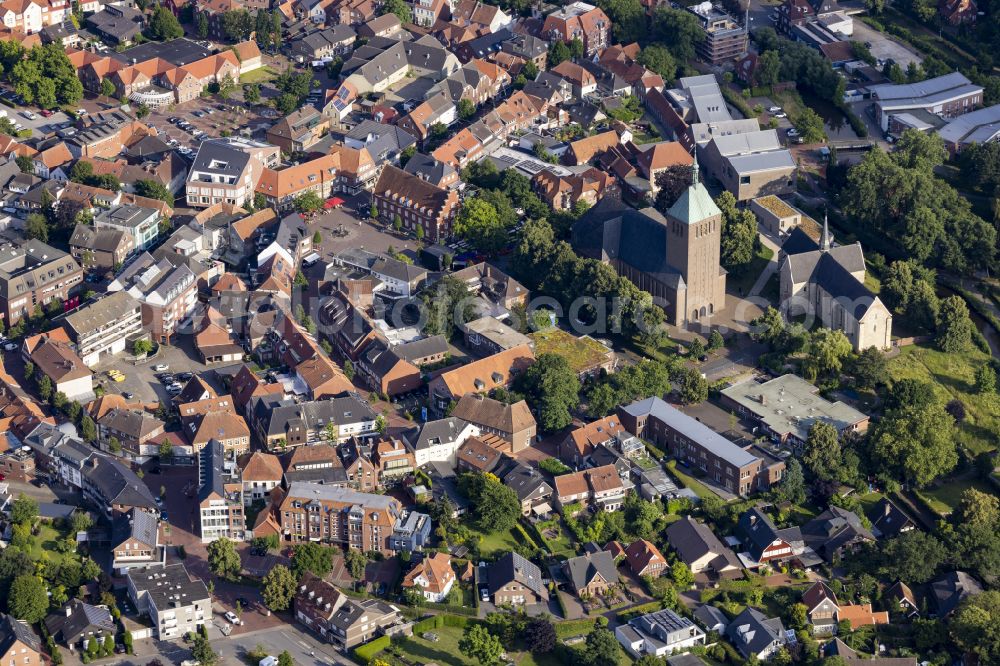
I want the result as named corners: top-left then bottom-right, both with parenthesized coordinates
top-left (572, 164), bottom-right (727, 327)
top-left (778, 218), bottom-right (892, 351)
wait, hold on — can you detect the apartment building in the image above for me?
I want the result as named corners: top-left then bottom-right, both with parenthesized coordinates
top-left (618, 396), bottom-right (784, 496)
top-left (541, 1), bottom-right (610, 56)
top-left (687, 3), bottom-right (747, 65)
top-left (110, 508), bottom-right (164, 575)
top-left (93, 204), bottom-right (161, 251)
top-left (427, 345), bottom-right (536, 412)
top-left (81, 454), bottom-right (159, 517)
top-left (0, 239), bottom-right (82, 327)
top-left (63, 289), bottom-right (142, 369)
top-left (238, 451), bottom-right (283, 505)
top-left (293, 572), bottom-right (404, 650)
top-left (107, 252), bottom-right (197, 344)
top-left (96, 407), bottom-right (166, 460)
top-left (450, 394), bottom-right (536, 453)
top-left (127, 564), bottom-right (211, 640)
top-left (277, 482), bottom-right (402, 554)
top-left (404, 416), bottom-right (481, 467)
top-left (185, 138), bottom-right (278, 209)
top-left (29, 337), bottom-right (92, 401)
top-left (68, 224), bottom-right (135, 270)
top-left (256, 154), bottom-right (340, 212)
top-left (371, 165), bottom-right (460, 244)
top-left (197, 440), bottom-right (244, 543)
top-left (0, 0), bottom-right (67, 34)
top-left (250, 395), bottom-right (377, 450)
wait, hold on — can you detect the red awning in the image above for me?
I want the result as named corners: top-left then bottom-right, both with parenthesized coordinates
top-left (324, 197), bottom-right (345, 209)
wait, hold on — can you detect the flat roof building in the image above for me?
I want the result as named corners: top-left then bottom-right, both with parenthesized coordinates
top-left (870, 71), bottom-right (983, 132)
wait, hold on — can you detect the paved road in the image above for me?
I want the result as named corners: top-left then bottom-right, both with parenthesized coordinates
top-left (213, 625), bottom-right (354, 666)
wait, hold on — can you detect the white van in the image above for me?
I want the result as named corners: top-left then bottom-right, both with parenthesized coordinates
top-left (259, 658), bottom-right (279, 666)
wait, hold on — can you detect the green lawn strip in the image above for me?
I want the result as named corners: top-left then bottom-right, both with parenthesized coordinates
top-left (918, 478), bottom-right (997, 516)
top-left (239, 66), bottom-right (278, 84)
top-left (728, 243), bottom-right (775, 297)
top-left (888, 344), bottom-right (1000, 456)
top-left (666, 460), bottom-right (720, 501)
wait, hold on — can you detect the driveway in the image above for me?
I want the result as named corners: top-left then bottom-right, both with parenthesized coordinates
top-left (851, 21), bottom-right (923, 68)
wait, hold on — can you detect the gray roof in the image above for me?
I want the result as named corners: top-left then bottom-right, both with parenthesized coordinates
top-left (939, 103), bottom-right (1000, 145)
top-left (86, 5), bottom-right (143, 41)
top-left (257, 396), bottom-right (376, 438)
top-left (801, 505), bottom-right (874, 560)
top-left (502, 463), bottom-right (552, 503)
top-left (404, 417), bottom-right (472, 451)
top-left (488, 551), bottom-right (548, 599)
top-left (344, 120), bottom-right (416, 161)
top-left (284, 481), bottom-right (400, 509)
top-left (664, 516), bottom-right (741, 572)
top-left (0, 614), bottom-right (41, 655)
top-left (83, 455), bottom-right (158, 511)
top-left (197, 439), bottom-right (227, 503)
top-left (402, 153), bottom-right (456, 186)
top-left (371, 256), bottom-right (427, 284)
top-left (0, 239), bottom-right (80, 301)
top-left (111, 252), bottom-right (195, 302)
top-left (623, 396), bottom-right (759, 468)
top-left (629, 608), bottom-right (705, 649)
top-left (870, 72), bottom-right (982, 110)
top-left (64, 290), bottom-right (141, 337)
top-left (112, 507), bottom-right (159, 549)
top-left (693, 604), bottom-right (729, 631)
top-left (564, 549), bottom-right (618, 590)
top-left (44, 599), bottom-right (114, 646)
top-left (328, 597), bottom-right (400, 632)
top-left (394, 335), bottom-right (449, 363)
top-left (127, 563), bottom-right (209, 611)
top-left (189, 139), bottom-right (252, 177)
top-left (727, 607), bottom-right (785, 658)
top-left (931, 571), bottom-right (983, 616)
top-left (94, 204), bottom-right (160, 230)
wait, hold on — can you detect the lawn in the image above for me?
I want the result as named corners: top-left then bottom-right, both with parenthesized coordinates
top-left (888, 344), bottom-right (1000, 456)
top-left (239, 66), bottom-right (278, 84)
top-left (23, 522), bottom-right (78, 568)
top-left (386, 624), bottom-right (578, 666)
top-left (728, 243), bottom-right (775, 298)
top-left (537, 519), bottom-right (577, 558)
top-left (529, 328), bottom-right (612, 375)
top-left (666, 460), bottom-right (721, 501)
top-left (918, 478), bottom-right (996, 516)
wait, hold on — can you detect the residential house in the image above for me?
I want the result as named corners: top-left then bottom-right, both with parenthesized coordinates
top-left (455, 434), bottom-right (506, 474)
top-left (275, 482), bottom-right (402, 553)
top-left (344, 120), bottom-right (417, 164)
top-left (283, 443), bottom-right (348, 486)
top-left (185, 138), bottom-right (278, 209)
top-left (885, 581), bottom-right (920, 619)
top-left (622, 539), bottom-right (668, 578)
top-left (44, 599), bottom-right (115, 651)
top-left (255, 154), bottom-right (340, 211)
top-left (664, 516), bottom-right (741, 578)
top-left (110, 508), bottom-right (163, 574)
top-left (178, 395), bottom-right (251, 455)
top-left (533, 167), bottom-right (618, 211)
top-left (487, 552), bottom-right (549, 606)
top-left (266, 108), bottom-right (331, 153)
top-left (618, 397), bottom-right (784, 496)
top-left (405, 417), bottom-right (481, 467)
top-left (427, 345), bottom-right (535, 411)
top-left (127, 564), bottom-right (211, 640)
top-left (354, 341), bottom-right (422, 399)
top-left (869, 498), bottom-right (915, 539)
top-left (290, 24), bottom-right (357, 60)
top-left (0, 614), bottom-right (42, 666)
top-left (563, 548), bottom-right (619, 597)
top-left (238, 451), bottom-right (283, 505)
top-left (551, 61), bottom-right (597, 99)
top-left (503, 463), bottom-right (553, 517)
top-left (69, 224), bottom-right (135, 271)
top-left (553, 464), bottom-right (626, 513)
top-left (96, 408), bottom-right (166, 460)
top-left (93, 204), bottom-right (160, 251)
top-left (450, 394), bottom-right (536, 453)
top-left (822, 638), bottom-right (917, 666)
top-left (542, 1), bottom-right (611, 56)
top-left (250, 396), bottom-right (376, 450)
top-left (402, 552), bottom-right (456, 603)
top-left (461, 317), bottom-right (533, 358)
top-left (450, 262), bottom-right (529, 312)
top-left (931, 571), bottom-right (982, 617)
top-left (81, 454), bottom-right (158, 517)
top-left (837, 604), bottom-right (889, 631)
top-left (389, 510), bottom-right (433, 552)
top-left (616, 609), bottom-right (706, 658)
top-left (801, 506), bottom-right (874, 563)
top-left (371, 164), bottom-right (460, 243)
top-left (801, 582), bottom-right (840, 634)
top-left (727, 608), bottom-right (786, 660)
top-left (29, 337), bottom-right (92, 401)
top-left (293, 572), bottom-right (404, 649)
top-left (0, 239), bottom-right (82, 327)
top-left (560, 414), bottom-right (631, 468)
top-left (735, 507), bottom-right (802, 565)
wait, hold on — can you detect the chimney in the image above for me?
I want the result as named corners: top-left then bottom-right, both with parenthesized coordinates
top-left (65, 604), bottom-right (72, 617)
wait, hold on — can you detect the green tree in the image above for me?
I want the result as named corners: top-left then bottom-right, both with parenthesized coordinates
top-left (975, 364), bottom-right (997, 393)
top-left (524, 618), bottom-right (557, 653)
top-left (458, 624), bottom-right (504, 666)
top-left (206, 538), bottom-right (241, 580)
top-left (803, 421), bottom-right (841, 482)
top-left (676, 367), bottom-right (708, 404)
top-left (24, 212), bottom-right (48, 242)
top-left (651, 7), bottom-right (704, 62)
top-left (381, 0), bottom-right (411, 22)
top-left (637, 44), bottom-right (675, 80)
top-left (133, 179), bottom-right (175, 206)
top-left (196, 11), bottom-right (209, 38)
top-left (598, 0), bottom-right (646, 42)
top-left (457, 98), bottom-right (475, 120)
top-left (935, 295), bottom-right (974, 353)
top-left (715, 191), bottom-right (759, 271)
top-left (670, 561), bottom-right (694, 589)
top-left (15, 154), bottom-right (34, 175)
top-left (278, 651), bottom-right (294, 666)
top-left (343, 359), bottom-right (355, 380)
top-left (8, 575), bottom-right (48, 623)
top-left (879, 530), bottom-right (946, 584)
top-left (548, 40), bottom-right (571, 67)
top-left (399, 145), bottom-right (416, 167)
top-left (10, 495), bottom-right (37, 525)
top-left (132, 339), bottom-right (153, 356)
top-left (775, 458), bottom-right (806, 505)
top-left (294, 190), bottom-right (324, 213)
top-left (220, 9), bottom-right (253, 42)
top-left (190, 633), bottom-right (217, 666)
top-left (794, 108), bottom-right (826, 143)
top-left (515, 353), bottom-right (580, 431)
top-left (108, 437), bottom-right (121, 454)
top-left (756, 49), bottom-right (781, 86)
top-left (243, 82), bottom-right (261, 105)
top-left (262, 565), bottom-right (297, 611)
top-left (950, 590), bottom-right (1000, 665)
top-left (871, 403), bottom-right (957, 487)
top-left (583, 625), bottom-right (621, 666)
top-left (158, 439), bottom-right (173, 461)
top-left (80, 415), bottom-right (96, 442)
top-left (290, 542), bottom-right (333, 580)
top-left (147, 5), bottom-right (184, 40)
top-left (100, 77), bottom-right (116, 97)
top-left (476, 475), bottom-right (521, 532)
top-left (36, 375), bottom-right (52, 401)
top-left (852, 346), bottom-right (888, 390)
top-left (809, 328), bottom-right (853, 375)
top-left (454, 197), bottom-right (508, 255)
top-left (344, 549), bottom-right (368, 580)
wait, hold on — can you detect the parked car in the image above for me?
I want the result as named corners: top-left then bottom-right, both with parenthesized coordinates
top-left (3, 342), bottom-right (17, 351)
top-left (774, 112), bottom-right (787, 119)
top-left (122, 392), bottom-right (134, 400)
top-left (39, 109), bottom-right (52, 117)
top-left (787, 128), bottom-right (800, 137)
top-left (768, 106), bottom-right (782, 113)
top-left (224, 611), bottom-right (242, 625)
top-left (153, 363), bottom-right (169, 371)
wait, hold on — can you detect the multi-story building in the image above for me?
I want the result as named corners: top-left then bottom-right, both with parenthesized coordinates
top-left (687, 3), bottom-right (747, 65)
top-left (127, 564), bottom-right (211, 640)
top-left (237, 451), bottom-right (283, 505)
top-left (0, 0), bottom-right (68, 34)
top-left (405, 417), bottom-right (481, 467)
top-left (0, 614), bottom-right (43, 666)
top-left (29, 337), bottom-right (92, 401)
top-left (96, 407), bottom-right (166, 460)
top-left (266, 108), bottom-right (331, 153)
top-left (277, 482), bottom-right (402, 554)
top-left (62, 291), bottom-right (144, 366)
top-left (178, 395), bottom-right (251, 455)
top-left (619, 396), bottom-right (785, 496)
top-left (450, 394), bottom-right (536, 453)
top-left (255, 154), bottom-right (340, 212)
top-left (282, 444), bottom-right (348, 486)
top-left (0, 447), bottom-right (35, 482)
top-left (402, 552), bottom-right (456, 603)
top-left (541, 2), bottom-right (610, 56)
top-left (371, 165), bottom-right (460, 243)
top-left (110, 508), bottom-right (164, 575)
top-left (0, 239), bottom-right (82, 327)
top-left (389, 510), bottom-right (433, 552)
top-left (108, 252), bottom-right (197, 344)
top-left (553, 464), bottom-right (626, 513)
top-left (616, 609), bottom-right (707, 658)
top-left (69, 224), bottom-right (135, 270)
top-left (294, 572), bottom-right (405, 650)
top-left (250, 395), bottom-right (377, 450)
top-left (81, 454), bottom-right (159, 517)
top-left (185, 138), bottom-right (278, 209)
top-left (93, 204), bottom-right (161, 251)
top-left (197, 440), bottom-right (244, 543)
top-left (870, 72), bottom-right (983, 133)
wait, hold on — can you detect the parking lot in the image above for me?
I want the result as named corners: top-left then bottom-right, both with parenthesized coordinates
top-left (851, 21), bottom-right (923, 68)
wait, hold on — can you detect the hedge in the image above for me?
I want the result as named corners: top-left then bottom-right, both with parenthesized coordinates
top-left (617, 601), bottom-right (664, 621)
top-left (522, 519), bottom-right (554, 554)
top-left (424, 601), bottom-right (477, 616)
top-left (512, 522), bottom-right (541, 550)
top-left (352, 635), bottom-right (391, 664)
top-left (413, 616), bottom-right (441, 633)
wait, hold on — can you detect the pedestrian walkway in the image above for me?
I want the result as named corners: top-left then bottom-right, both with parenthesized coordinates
top-left (749, 226), bottom-right (781, 298)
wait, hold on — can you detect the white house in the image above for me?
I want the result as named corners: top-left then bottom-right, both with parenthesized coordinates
top-left (406, 417), bottom-right (481, 467)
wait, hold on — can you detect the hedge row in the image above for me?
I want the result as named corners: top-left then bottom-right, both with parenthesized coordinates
top-left (352, 635), bottom-right (391, 664)
top-left (424, 601), bottom-right (477, 616)
top-left (521, 520), bottom-right (554, 554)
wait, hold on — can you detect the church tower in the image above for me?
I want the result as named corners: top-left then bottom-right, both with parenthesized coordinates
top-left (664, 159), bottom-right (727, 325)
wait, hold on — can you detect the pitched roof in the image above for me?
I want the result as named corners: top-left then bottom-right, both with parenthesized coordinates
top-left (487, 551), bottom-right (548, 599)
top-left (564, 549), bottom-right (619, 590)
top-left (431, 344), bottom-right (535, 397)
top-left (664, 516), bottom-right (740, 572)
top-left (0, 614), bottom-right (41, 656)
top-left (568, 130), bottom-right (620, 163)
top-left (623, 539), bottom-right (667, 575)
top-left (402, 552), bottom-right (455, 595)
top-left (837, 604), bottom-right (889, 630)
top-left (238, 451), bottom-right (283, 481)
top-left (450, 394), bottom-right (535, 434)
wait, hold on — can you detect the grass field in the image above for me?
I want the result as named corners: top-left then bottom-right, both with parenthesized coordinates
top-left (529, 328), bottom-right (612, 375)
top-left (666, 461), bottom-right (720, 501)
top-left (888, 344), bottom-right (1000, 456)
top-left (728, 243), bottom-right (775, 298)
top-left (918, 478), bottom-right (996, 516)
top-left (23, 522), bottom-right (77, 566)
top-left (389, 625), bottom-right (563, 666)
top-left (239, 66), bottom-right (278, 84)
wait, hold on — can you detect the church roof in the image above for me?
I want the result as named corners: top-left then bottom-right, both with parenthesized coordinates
top-left (666, 175), bottom-right (721, 225)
